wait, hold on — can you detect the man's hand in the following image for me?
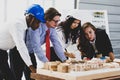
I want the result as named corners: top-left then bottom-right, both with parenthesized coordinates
top-left (29, 65), bottom-right (36, 73)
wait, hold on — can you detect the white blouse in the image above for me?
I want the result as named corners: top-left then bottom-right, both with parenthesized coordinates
top-left (56, 26), bottom-right (81, 60)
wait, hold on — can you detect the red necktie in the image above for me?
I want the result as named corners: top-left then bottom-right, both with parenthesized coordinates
top-left (46, 29), bottom-right (50, 60)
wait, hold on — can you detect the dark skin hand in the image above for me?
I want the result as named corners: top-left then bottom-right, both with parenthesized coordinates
top-left (29, 65), bottom-right (36, 73)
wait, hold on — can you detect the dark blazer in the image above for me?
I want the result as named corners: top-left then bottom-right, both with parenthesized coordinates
top-left (81, 29), bottom-right (113, 59)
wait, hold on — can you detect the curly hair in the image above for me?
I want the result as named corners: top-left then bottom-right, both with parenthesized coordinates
top-left (59, 16), bottom-right (81, 44)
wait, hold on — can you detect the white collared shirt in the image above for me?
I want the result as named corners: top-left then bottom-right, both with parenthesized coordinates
top-left (0, 17), bottom-right (32, 66)
top-left (90, 38), bottom-right (98, 53)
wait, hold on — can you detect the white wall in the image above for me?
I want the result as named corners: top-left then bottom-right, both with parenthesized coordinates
top-left (79, 0), bottom-right (120, 58)
top-left (0, 0), bottom-right (6, 23)
top-left (0, 0), bottom-right (75, 23)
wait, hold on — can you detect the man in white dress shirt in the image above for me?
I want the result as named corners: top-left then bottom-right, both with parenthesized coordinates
top-left (0, 4), bottom-right (45, 80)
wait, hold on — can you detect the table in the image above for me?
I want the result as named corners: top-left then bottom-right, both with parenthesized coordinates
top-left (31, 68), bottom-right (120, 80)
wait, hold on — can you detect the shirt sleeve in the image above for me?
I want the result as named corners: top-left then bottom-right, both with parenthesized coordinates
top-left (9, 22), bottom-right (32, 66)
top-left (25, 28), bottom-right (34, 53)
top-left (56, 28), bottom-right (66, 52)
top-left (102, 30), bottom-right (113, 53)
top-left (30, 29), bottom-right (49, 63)
top-left (50, 28), bottom-right (67, 62)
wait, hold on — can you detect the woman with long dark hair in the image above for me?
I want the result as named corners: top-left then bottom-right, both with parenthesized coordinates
top-left (60, 15), bottom-right (81, 44)
top-left (77, 22), bottom-right (114, 61)
top-left (50, 15), bottom-right (82, 61)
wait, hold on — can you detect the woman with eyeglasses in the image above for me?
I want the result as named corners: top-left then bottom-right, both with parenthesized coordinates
top-left (50, 15), bottom-right (82, 61)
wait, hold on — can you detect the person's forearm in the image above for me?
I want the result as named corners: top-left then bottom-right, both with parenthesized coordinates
top-left (29, 65), bottom-right (36, 73)
top-left (34, 49), bottom-right (49, 62)
top-left (109, 52), bottom-right (115, 61)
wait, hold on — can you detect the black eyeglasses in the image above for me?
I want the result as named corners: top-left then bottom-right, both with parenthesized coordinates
top-left (52, 19), bottom-right (60, 23)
